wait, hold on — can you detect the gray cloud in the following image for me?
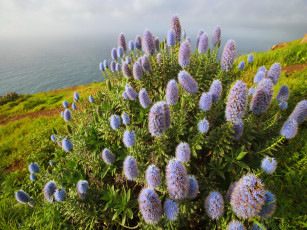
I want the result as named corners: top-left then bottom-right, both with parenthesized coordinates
top-left (0, 0), bottom-right (306, 43)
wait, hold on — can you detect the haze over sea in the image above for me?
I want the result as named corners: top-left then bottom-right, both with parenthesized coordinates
top-left (0, 32), bottom-right (297, 96)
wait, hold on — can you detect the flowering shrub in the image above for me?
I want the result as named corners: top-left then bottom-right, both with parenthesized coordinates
top-left (12, 14), bottom-right (306, 229)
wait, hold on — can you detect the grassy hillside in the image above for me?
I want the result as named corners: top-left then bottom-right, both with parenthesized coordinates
top-left (0, 37), bottom-right (306, 229)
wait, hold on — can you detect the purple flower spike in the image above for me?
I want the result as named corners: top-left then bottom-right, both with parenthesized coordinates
top-left (63, 100), bottom-right (69, 108)
top-left (102, 148), bottom-right (116, 164)
top-left (267, 63), bottom-right (281, 85)
top-left (110, 61), bottom-right (116, 72)
top-left (209, 80), bottom-right (222, 103)
top-left (178, 70), bottom-right (198, 94)
top-left (196, 29), bottom-right (204, 47)
top-left (148, 101), bottom-right (171, 136)
top-left (103, 60), bottom-right (108, 69)
top-left (250, 78), bottom-right (273, 115)
top-left (170, 14), bottom-right (181, 42)
top-left (198, 118), bottom-right (209, 134)
top-left (62, 138), bottom-right (73, 152)
top-left (122, 62), bottom-right (132, 78)
top-left (133, 62), bottom-right (143, 80)
top-left (51, 134), bottom-right (57, 142)
top-left (43, 181), bottom-right (57, 203)
top-left (238, 61), bottom-right (245, 70)
top-left (76, 180), bottom-right (88, 199)
top-left (118, 32), bottom-right (127, 52)
top-left (198, 33), bottom-right (209, 54)
top-left (279, 101), bottom-right (288, 110)
top-left (129, 40), bottom-right (134, 51)
top-left (254, 71), bottom-right (265, 84)
top-left (205, 191), bottom-right (224, 220)
top-left (111, 47), bottom-right (117, 60)
top-left (231, 173), bottom-right (265, 219)
top-left (63, 109), bottom-right (71, 122)
top-left (221, 40), bottom-right (236, 72)
top-left (258, 66), bottom-right (266, 73)
top-left (139, 188), bottom-right (162, 224)
top-left (139, 88), bottom-right (151, 108)
top-left (178, 41), bottom-right (191, 68)
top-left (289, 100), bottom-right (307, 123)
top-left (54, 188), bottom-right (66, 202)
top-left (166, 158), bottom-right (189, 200)
top-left (73, 92), bottom-right (79, 102)
top-left (261, 156), bottom-right (277, 174)
top-left (166, 79), bottom-right (179, 105)
top-left (72, 103), bottom-right (77, 111)
top-left (226, 221), bottom-right (245, 230)
top-left (199, 92), bottom-right (212, 111)
top-left (117, 46), bottom-right (124, 58)
top-left (143, 29), bottom-right (155, 56)
top-left (28, 162), bottom-right (39, 173)
top-left (121, 112), bottom-right (130, 125)
top-left (164, 199), bottom-right (179, 221)
top-left (116, 63), bottom-right (121, 72)
top-left (280, 119), bottom-right (298, 139)
top-left (89, 95), bottom-right (94, 103)
top-left (187, 175), bottom-right (199, 199)
top-left (176, 142), bottom-right (191, 163)
top-left (15, 190), bottom-right (30, 204)
top-left (123, 155), bottom-right (138, 180)
top-left (146, 164), bottom-right (161, 188)
top-left (167, 30), bottom-right (176, 47)
top-left (276, 85), bottom-right (290, 102)
top-left (259, 191), bottom-right (277, 219)
top-left (225, 80), bottom-right (247, 122)
top-left (110, 114), bottom-right (121, 130)
top-left (247, 54), bottom-right (254, 63)
top-left (135, 35), bottom-right (142, 50)
top-left (125, 84), bottom-right (138, 100)
top-left (212, 25), bottom-right (221, 46)
top-left (123, 130), bottom-right (136, 147)
top-left (141, 55), bottom-right (150, 72)
top-left (99, 62), bottom-right (104, 71)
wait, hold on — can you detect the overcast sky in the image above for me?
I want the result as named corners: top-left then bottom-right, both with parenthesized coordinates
top-left (0, 0), bottom-right (306, 44)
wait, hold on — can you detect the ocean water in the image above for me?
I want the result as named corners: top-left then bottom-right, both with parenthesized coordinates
top-left (0, 34), bottom-right (280, 96)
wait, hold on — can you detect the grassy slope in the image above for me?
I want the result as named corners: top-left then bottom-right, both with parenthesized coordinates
top-left (0, 39), bottom-right (306, 229)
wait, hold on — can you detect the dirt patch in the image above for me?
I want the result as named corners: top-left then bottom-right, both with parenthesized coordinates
top-left (4, 159), bottom-right (25, 173)
top-left (300, 33), bottom-right (307, 44)
top-left (0, 107), bottom-right (62, 126)
top-left (271, 43), bottom-right (288, 50)
top-left (282, 63), bottom-right (307, 74)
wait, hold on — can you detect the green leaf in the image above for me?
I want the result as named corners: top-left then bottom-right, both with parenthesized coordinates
top-left (216, 169), bottom-right (225, 180)
top-left (236, 151), bottom-right (248, 160)
top-left (236, 161), bottom-right (249, 169)
top-left (127, 208), bottom-right (133, 219)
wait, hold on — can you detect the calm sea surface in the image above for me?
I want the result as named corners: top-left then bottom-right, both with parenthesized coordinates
top-left (0, 35), bottom-right (283, 96)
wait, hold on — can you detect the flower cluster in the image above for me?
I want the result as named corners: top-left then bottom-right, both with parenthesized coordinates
top-left (166, 159), bottom-right (189, 200)
top-left (231, 174), bottom-right (265, 219)
top-left (205, 191), bottom-right (224, 220)
top-left (148, 101), bottom-right (171, 136)
top-left (138, 188), bottom-right (162, 224)
top-left (225, 80), bottom-right (247, 122)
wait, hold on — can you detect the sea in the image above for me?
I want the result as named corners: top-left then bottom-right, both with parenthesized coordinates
top-left (0, 34), bottom-right (291, 96)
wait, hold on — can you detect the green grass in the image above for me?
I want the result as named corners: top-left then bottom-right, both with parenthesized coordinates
top-left (235, 43), bottom-right (307, 72)
top-left (0, 82), bottom-right (105, 118)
